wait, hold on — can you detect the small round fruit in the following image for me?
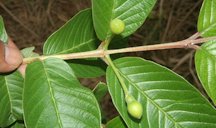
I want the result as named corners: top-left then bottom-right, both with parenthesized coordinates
top-left (110, 19), bottom-right (125, 34)
top-left (127, 101), bottom-right (143, 119)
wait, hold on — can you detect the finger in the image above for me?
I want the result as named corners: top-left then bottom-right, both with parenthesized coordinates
top-left (0, 61), bottom-right (14, 73)
top-left (5, 38), bottom-right (23, 67)
top-left (0, 40), bottom-right (5, 60)
top-left (0, 39), bottom-right (23, 73)
top-left (0, 41), bottom-right (11, 72)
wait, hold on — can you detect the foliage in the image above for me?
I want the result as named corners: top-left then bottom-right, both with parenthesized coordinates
top-left (196, 0), bottom-right (216, 105)
top-left (107, 57), bottom-right (216, 127)
top-left (0, 16), bottom-right (8, 44)
top-left (0, 0), bottom-right (216, 127)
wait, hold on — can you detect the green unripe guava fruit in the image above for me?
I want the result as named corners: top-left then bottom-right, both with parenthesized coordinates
top-left (127, 100), bottom-right (143, 119)
top-left (110, 19), bottom-right (125, 34)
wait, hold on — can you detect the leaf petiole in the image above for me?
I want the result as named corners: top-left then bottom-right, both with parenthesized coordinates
top-left (105, 55), bottom-right (129, 96)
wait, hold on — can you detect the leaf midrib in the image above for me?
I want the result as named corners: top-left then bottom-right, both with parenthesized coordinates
top-left (53, 38), bottom-right (96, 54)
top-left (198, 47), bottom-right (216, 99)
top-left (201, 22), bottom-right (216, 35)
top-left (117, 68), bottom-right (183, 128)
top-left (4, 76), bottom-right (13, 116)
top-left (201, 46), bottom-right (216, 59)
top-left (41, 62), bottom-right (63, 128)
top-left (104, 0), bottom-right (115, 40)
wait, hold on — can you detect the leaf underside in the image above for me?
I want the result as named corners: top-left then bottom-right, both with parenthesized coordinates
top-left (93, 82), bottom-right (108, 102)
top-left (23, 58), bottom-right (101, 128)
top-left (195, 41), bottom-right (216, 104)
top-left (92, 0), bottom-right (157, 40)
top-left (68, 59), bottom-right (105, 78)
top-left (0, 71), bottom-right (24, 127)
top-left (196, 0), bottom-right (216, 104)
top-left (0, 16), bottom-right (8, 43)
top-left (106, 116), bottom-right (127, 128)
top-left (107, 57), bottom-right (216, 128)
top-left (43, 9), bottom-right (98, 55)
top-left (21, 47), bottom-right (39, 58)
top-left (43, 9), bottom-right (104, 78)
top-left (198, 0), bottom-right (216, 37)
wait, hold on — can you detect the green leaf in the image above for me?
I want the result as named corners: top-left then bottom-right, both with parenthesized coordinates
top-left (93, 82), bottom-right (108, 102)
top-left (21, 46), bottom-right (39, 58)
top-left (43, 9), bottom-right (104, 78)
top-left (195, 40), bottom-right (216, 104)
top-left (0, 16), bottom-right (8, 44)
top-left (92, 0), bottom-right (157, 40)
top-left (66, 36), bottom-right (128, 78)
top-left (0, 71), bottom-right (24, 127)
top-left (23, 58), bottom-right (101, 128)
top-left (106, 116), bottom-right (127, 128)
top-left (11, 122), bottom-right (25, 128)
top-left (196, 0), bottom-right (216, 104)
top-left (43, 9), bottom-right (99, 55)
top-left (198, 0), bottom-right (216, 37)
top-left (93, 82), bottom-right (108, 123)
top-left (107, 57), bottom-right (216, 128)
top-left (68, 59), bottom-right (106, 78)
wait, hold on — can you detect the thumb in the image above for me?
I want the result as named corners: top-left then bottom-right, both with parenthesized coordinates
top-left (0, 39), bottom-right (23, 73)
top-left (5, 41), bottom-right (23, 67)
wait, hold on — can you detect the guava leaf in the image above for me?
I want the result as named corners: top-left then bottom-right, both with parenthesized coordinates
top-left (107, 57), bottom-right (216, 128)
top-left (92, 0), bottom-right (157, 40)
top-left (11, 122), bottom-right (25, 128)
top-left (68, 59), bottom-right (106, 78)
top-left (21, 46), bottom-right (39, 58)
top-left (0, 16), bottom-right (8, 44)
top-left (43, 9), bottom-right (99, 55)
top-left (43, 9), bottom-right (104, 78)
top-left (195, 40), bottom-right (216, 105)
top-left (106, 116), bottom-right (127, 128)
top-left (198, 0), bottom-right (216, 37)
top-left (23, 58), bottom-right (101, 128)
top-left (196, 0), bottom-right (216, 104)
top-left (0, 71), bottom-right (24, 127)
top-left (93, 82), bottom-right (108, 102)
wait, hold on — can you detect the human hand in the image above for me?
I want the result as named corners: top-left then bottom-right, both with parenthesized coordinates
top-left (0, 38), bottom-right (24, 74)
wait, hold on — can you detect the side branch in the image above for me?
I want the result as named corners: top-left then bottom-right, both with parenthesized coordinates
top-left (107, 36), bottom-right (216, 54)
top-left (23, 36), bottom-right (216, 64)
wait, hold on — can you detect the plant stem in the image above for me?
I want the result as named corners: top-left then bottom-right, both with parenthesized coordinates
top-left (105, 55), bottom-right (129, 96)
top-left (23, 50), bottom-right (104, 64)
top-left (103, 36), bottom-right (113, 50)
top-left (23, 35), bottom-right (216, 64)
top-left (188, 32), bottom-right (200, 40)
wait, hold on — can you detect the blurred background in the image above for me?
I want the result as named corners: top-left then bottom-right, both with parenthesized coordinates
top-left (0, 0), bottom-right (204, 121)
